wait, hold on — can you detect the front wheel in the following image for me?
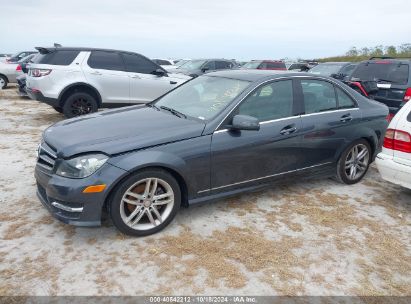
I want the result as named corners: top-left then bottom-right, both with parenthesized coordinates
top-left (109, 169), bottom-right (181, 236)
top-left (62, 92), bottom-right (98, 118)
top-left (336, 139), bottom-right (371, 184)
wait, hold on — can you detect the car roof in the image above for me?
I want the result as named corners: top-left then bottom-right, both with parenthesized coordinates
top-left (35, 46), bottom-right (144, 54)
top-left (317, 62), bottom-right (350, 65)
top-left (205, 69), bottom-right (314, 82)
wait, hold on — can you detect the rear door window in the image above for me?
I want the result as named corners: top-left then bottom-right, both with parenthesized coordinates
top-left (122, 53), bottom-right (159, 74)
top-left (266, 62), bottom-right (286, 69)
top-left (336, 87), bottom-right (355, 108)
top-left (88, 51), bottom-right (125, 71)
top-left (34, 50), bottom-right (80, 66)
top-left (301, 79), bottom-right (337, 114)
top-left (215, 61), bottom-right (231, 69)
top-left (203, 61), bottom-right (216, 70)
top-left (351, 62), bottom-right (409, 85)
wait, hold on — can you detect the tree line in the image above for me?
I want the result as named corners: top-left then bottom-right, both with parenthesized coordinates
top-left (317, 44), bottom-right (411, 62)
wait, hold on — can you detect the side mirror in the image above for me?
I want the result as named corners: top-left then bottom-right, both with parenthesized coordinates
top-left (229, 115), bottom-right (260, 131)
top-left (201, 66), bottom-right (210, 73)
top-left (153, 68), bottom-right (166, 77)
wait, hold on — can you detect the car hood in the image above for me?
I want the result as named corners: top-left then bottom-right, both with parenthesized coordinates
top-left (43, 106), bottom-right (205, 158)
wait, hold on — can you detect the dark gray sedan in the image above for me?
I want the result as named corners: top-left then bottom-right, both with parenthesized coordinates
top-left (35, 70), bottom-right (388, 236)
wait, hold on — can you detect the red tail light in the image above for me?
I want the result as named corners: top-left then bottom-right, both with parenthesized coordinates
top-left (383, 129), bottom-right (411, 153)
top-left (403, 88), bottom-right (411, 102)
top-left (16, 64), bottom-right (22, 71)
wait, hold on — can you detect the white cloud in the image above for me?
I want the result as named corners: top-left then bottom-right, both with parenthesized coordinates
top-left (0, 0), bottom-right (410, 59)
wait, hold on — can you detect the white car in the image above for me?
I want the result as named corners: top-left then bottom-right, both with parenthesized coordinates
top-left (0, 58), bottom-right (27, 88)
top-left (376, 101), bottom-right (411, 189)
top-left (26, 47), bottom-right (191, 118)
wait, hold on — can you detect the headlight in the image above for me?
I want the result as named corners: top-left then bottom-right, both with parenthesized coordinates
top-left (55, 154), bottom-right (108, 178)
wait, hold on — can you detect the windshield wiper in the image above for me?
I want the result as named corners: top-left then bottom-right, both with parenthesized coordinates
top-left (160, 106), bottom-right (187, 119)
top-left (375, 78), bottom-right (396, 84)
top-left (146, 103), bottom-right (160, 110)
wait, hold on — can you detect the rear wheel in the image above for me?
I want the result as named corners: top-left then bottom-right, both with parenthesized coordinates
top-left (0, 76), bottom-right (7, 89)
top-left (62, 92), bottom-right (98, 118)
top-left (109, 169), bottom-right (181, 236)
top-left (336, 139), bottom-right (371, 184)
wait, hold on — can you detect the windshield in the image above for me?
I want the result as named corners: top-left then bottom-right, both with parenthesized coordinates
top-left (175, 60), bottom-right (189, 67)
top-left (154, 76), bottom-right (250, 120)
top-left (351, 62), bottom-right (409, 85)
top-left (242, 61), bottom-right (262, 69)
top-left (309, 64), bottom-right (345, 76)
top-left (177, 60), bottom-right (206, 70)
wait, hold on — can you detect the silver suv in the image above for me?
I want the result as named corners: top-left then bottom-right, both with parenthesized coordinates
top-left (26, 47), bottom-right (191, 118)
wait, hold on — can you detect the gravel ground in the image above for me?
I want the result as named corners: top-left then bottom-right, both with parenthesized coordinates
top-left (0, 86), bottom-right (410, 296)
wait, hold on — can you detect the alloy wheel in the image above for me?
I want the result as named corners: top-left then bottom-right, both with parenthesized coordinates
top-left (70, 98), bottom-right (93, 115)
top-left (119, 178), bottom-right (175, 231)
top-left (344, 144), bottom-right (369, 181)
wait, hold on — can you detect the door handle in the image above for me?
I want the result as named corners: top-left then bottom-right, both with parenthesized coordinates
top-left (170, 81), bottom-right (177, 84)
top-left (90, 71), bottom-right (102, 75)
top-left (280, 125), bottom-right (297, 135)
top-left (340, 114), bottom-right (352, 122)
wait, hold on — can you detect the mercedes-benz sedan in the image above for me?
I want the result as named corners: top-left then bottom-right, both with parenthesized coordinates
top-left (35, 70), bottom-right (389, 236)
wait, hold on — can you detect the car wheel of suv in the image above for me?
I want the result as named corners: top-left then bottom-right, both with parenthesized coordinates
top-left (62, 92), bottom-right (98, 118)
top-left (109, 169), bottom-right (181, 236)
top-left (0, 76), bottom-right (7, 89)
top-left (53, 106), bottom-right (63, 113)
top-left (336, 139), bottom-right (371, 184)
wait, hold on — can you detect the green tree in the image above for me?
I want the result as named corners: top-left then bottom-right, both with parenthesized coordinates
top-left (385, 45), bottom-right (397, 57)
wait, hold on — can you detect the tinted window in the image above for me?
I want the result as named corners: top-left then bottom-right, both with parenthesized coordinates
top-left (215, 61), bottom-right (231, 69)
top-left (301, 79), bottom-right (337, 114)
top-left (122, 53), bottom-right (159, 74)
top-left (202, 61), bottom-right (215, 70)
top-left (340, 64), bottom-right (357, 76)
top-left (265, 62), bottom-right (286, 69)
top-left (407, 111), bottom-right (411, 122)
top-left (33, 50), bottom-right (80, 66)
top-left (238, 80), bottom-right (293, 121)
top-left (153, 59), bottom-right (170, 65)
top-left (336, 87), bottom-right (355, 108)
top-left (88, 51), bottom-right (125, 71)
top-left (351, 62), bottom-right (409, 85)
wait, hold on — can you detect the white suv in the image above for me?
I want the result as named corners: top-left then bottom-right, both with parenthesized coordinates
top-left (376, 100), bottom-right (411, 189)
top-left (26, 47), bottom-right (191, 118)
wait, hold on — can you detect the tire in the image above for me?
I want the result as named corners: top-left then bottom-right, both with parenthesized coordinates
top-left (109, 169), bottom-right (181, 236)
top-left (0, 75), bottom-right (7, 89)
top-left (53, 106), bottom-right (63, 113)
top-left (62, 92), bottom-right (98, 118)
top-left (336, 139), bottom-right (371, 184)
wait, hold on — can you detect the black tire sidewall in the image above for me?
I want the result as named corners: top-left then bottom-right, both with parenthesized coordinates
top-left (62, 92), bottom-right (98, 118)
top-left (53, 106), bottom-right (63, 113)
top-left (109, 169), bottom-right (181, 237)
top-left (337, 139), bottom-right (371, 185)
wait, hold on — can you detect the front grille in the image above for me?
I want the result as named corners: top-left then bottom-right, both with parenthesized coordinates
top-left (37, 142), bottom-right (57, 174)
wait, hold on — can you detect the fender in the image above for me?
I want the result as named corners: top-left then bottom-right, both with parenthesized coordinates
top-left (58, 82), bottom-right (102, 106)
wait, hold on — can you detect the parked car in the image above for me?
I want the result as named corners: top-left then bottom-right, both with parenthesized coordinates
top-left (5, 51), bottom-right (37, 63)
top-left (376, 99), bottom-right (411, 189)
top-left (349, 58), bottom-right (411, 116)
top-left (0, 54), bottom-right (12, 63)
top-left (26, 47), bottom-right (191, 118)
top-left (152, 58), bottom-right (179, 69)
top-left (0, 59), bottom-right (24, 89)
top-left (35, 70), bottom-right (388, 236)
top-left (16, 74), bottom-right (27, 96)
top-left (286, 62), bottom-right (310, 72)
top-left (18, 53), bottom-right (37, 73)
top-left (173, 59), bottom-right (238, 77)
top-left (309, 62), bottom-right (357, 79)
top-left (242, 60), bottom-right (287, 70)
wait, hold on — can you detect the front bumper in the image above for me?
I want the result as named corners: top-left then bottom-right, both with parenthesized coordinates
top-left (26, 87), bottom-right (60, 108)
top-left (35, 162), bottom-right (128, 226)
top-left (375, 153), bottom-right (411, 189)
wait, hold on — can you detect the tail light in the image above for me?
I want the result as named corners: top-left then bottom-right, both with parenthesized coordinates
top-left (385, 113), bottom-right (394, 122)
top-left (383, 129), bottom-right (411, 153)
top-left (16, 65), bottom-right (22, 71)
top-left (30, 69), bottom-right (52, 77)
top-left (403, 88), bottom-right (411, 102)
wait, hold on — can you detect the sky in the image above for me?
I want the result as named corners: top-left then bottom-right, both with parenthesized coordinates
top-left (0, 0), bottom-right (410, 60)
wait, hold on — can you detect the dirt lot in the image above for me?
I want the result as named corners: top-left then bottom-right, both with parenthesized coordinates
top-left (0, 86), bottom-right (410, 296)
